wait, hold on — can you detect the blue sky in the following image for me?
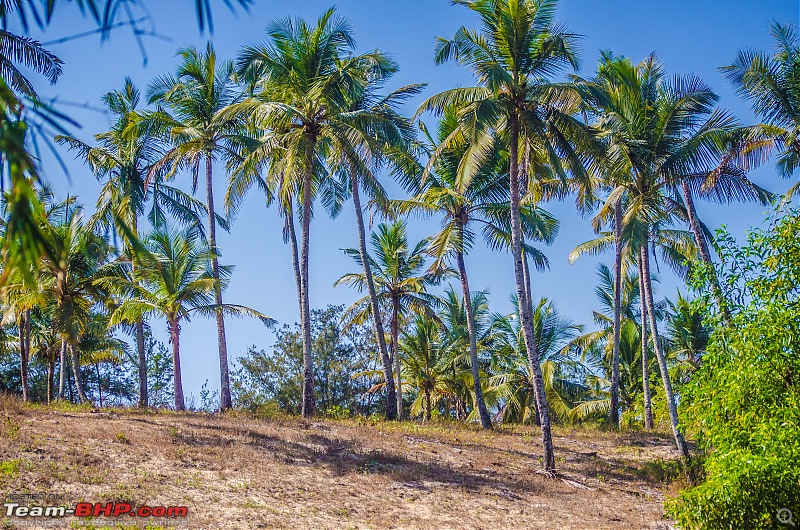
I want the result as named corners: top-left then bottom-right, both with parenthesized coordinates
top-left (20, 0), bottom-right (800, 400)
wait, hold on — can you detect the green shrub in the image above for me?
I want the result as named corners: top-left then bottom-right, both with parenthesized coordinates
top-left (668, 209), bottom-right (800, 529)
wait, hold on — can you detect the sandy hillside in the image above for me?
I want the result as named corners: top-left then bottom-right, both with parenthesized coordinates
top-left (0, 397), bottom-right (684, 529)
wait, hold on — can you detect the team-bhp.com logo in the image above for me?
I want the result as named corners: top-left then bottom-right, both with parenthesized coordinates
top-left (4, 501), bottom-right (188, 519)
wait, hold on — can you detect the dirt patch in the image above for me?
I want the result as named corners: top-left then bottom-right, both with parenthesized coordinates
top-left (0, 398), bottom-right (681, 529)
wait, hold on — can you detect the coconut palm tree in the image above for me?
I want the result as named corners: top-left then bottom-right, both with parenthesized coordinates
top-left (569, 264), bottom-right (666, 425)
top-left (572, 52), bottom-right (751, 456)
top-left (143, 43), bottom-right (246, 410)
top-left (228, 36), bottom-right (420, 421)
top-left (0, 28), bottom-right (62, 98)
top-left (722, 22), bottom-right (800, 192)
top-left (435, 286), bottom-right (498, 423)
top-left (336, 221), bottom-right (452, 419)
top-left (420, 0), bottom-right (590, 471)
top-left (37, 207), bottom-right (111, 404)
top-left (489, 297), bottom-right (585, 424)
top-left (102, 225), bottom-right (273, 411)
top-left (233, 9), bottom-right (408, 417)
top-left (56, 78), bottom-right (207, 407)
top-left (400, 312), bottom-right (450, 421)
top-left (401, 107), bottom-right (562, 429)
top-left (666, 292), bottom-right (711, 370)
top-left (580, 52), bottom-right (771, 329)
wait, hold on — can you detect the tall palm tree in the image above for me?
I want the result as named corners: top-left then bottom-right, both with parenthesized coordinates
top-left (420, 0), bottom-right (589, 471)
top-left (580, 53), bottom-right (723, 456)
top-left (57, 78), bottom-right (206, 407)
top-left (228, 36), bottom-right (420, 421)
top-left (143, 43), bottom-right (245, 410)
top-left (722, 22), bottom-right (800, 193)
top-left (336, 221), bottom-right (451, 419)
top-left (102, 225), bottom-right (273, 411)
top-left (398, 109), bottom-right (511, 429)
top-left (233, 9), bottom-right (402, 417)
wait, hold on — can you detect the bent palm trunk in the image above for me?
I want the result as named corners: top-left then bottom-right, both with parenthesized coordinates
top-left (681, 181), bottom-right (732, 327)
top-left (638, 257), bottom-right (654, 430)
top-left (351, 175), bottom-right (397, 420)
top-left (169, 319), bottom-right (185, 411)
top-left (206, 155), bottom-right (232, 411)
top-left (610, 201), bottom-right (623, 428)
top-left (640, 244), bottom-right (688, 457)
top-left (508, 115), bottom-right (555, 471)
top-left (455, 246), bottom-right (492, 429)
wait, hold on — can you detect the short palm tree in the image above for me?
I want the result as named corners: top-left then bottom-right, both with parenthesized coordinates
top-left (489, 297), bottom-right (584, 424)
top-left (420, 0), bottom-right (589, 471)
top-left (666, 292), bottom-right (711, 370)
top-left (144, 43), bottom-right (246, 410)
top-left (38, 207), bottom-right (110, 404)
top-left (103, 225), bottom-right (273, 411)
top-left (436, 286), bottom-right (496, 424)
top-left (336, 221), bottom-right (452, 419)
top-left (400, 313), bottom-right (450, 421)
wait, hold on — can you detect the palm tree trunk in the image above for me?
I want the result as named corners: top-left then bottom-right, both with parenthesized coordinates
top-left (169, 319), bottom-right (185, 411)
top-left (19, 311), bottom-right (29, 402)
top-left (47, 355), bottom-right (54, 404)
top-left (70, 344), bottom-right (89, 404)
top-left (455, 246), bottom-right (492, 429)
top-left (610, 200), bottom-right (623, 428)
top-left (130, 216), bottom-right (148, 408)
top-left (135, 321), bottom-right (147, 407)
top-left (638, 256), bottom-right (654, 430)
top-left (351, 174), bottom-right (397, 420)
top-left (58, 339), bottom-right (67, 399)
top-left (391, 297), bottom-right (403, 419)
top-left (681, 181), bottom-right (732, 327)
top-left (205, 155), bottom-right (232, 411)
top-left (299, 144), bottom-right (316, 418)
top-left (95, 362), bottom-right (103, 408)
top-left (508, 114), bottom-right (555, 471)
top-left (640, 244), bottom-right (688, 457)
top-left (424, 389), bottom-right (432, 422)
top-left (521, 254), bottom-right (542, 427)
top-left (285, 197), bottom-right (304, 322)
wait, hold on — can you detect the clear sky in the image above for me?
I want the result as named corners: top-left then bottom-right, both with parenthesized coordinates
top-left (19, 0), bottom-right (800, 401)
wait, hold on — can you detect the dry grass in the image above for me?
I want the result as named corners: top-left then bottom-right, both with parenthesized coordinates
top-left (0, 394), bottom-right (683, 529)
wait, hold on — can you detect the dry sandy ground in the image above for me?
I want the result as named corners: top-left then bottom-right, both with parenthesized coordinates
top-left (0, 397), bottom-right (684, 529)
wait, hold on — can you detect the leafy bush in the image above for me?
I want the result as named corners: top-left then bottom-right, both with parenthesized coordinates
top-left (669, 208), bottom-right (800, 529)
